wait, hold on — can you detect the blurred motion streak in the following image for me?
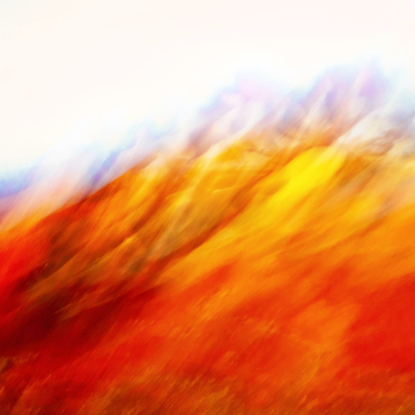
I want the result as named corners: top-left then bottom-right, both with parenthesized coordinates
top-left (1, 59), bottom-right (415, 415)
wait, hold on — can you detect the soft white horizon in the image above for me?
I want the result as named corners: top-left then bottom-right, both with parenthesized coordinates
top-left (0, 0), bottom-right (413, 170)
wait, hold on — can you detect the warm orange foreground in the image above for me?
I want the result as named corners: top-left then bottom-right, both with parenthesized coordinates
top-left (1, 132), bottom-right (415, 414)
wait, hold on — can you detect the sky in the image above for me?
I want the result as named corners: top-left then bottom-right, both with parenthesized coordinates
top-left (0, 0), bottom-right (414, 170)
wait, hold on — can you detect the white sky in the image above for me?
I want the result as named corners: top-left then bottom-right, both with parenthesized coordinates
top-left (0, 0), bottom-right (414, 169)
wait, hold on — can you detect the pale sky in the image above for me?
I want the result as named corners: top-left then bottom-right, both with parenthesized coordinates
top-left (0, 0), bottom-right (414, 170)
